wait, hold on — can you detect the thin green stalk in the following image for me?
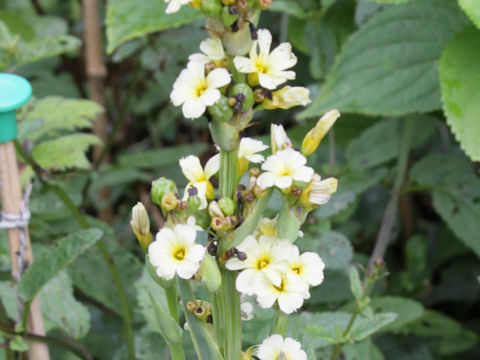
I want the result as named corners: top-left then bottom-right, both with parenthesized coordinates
top-left (219, 150), bottom-right (238, 198)
top-left (329, 278), bottom-right (376, 360)
top-left (14, 140), bottom-right (135, 360)
top-left (212, 291), bottom-right (226, 354)
top-left (165, 285), bottom-right (179, 322)
top-left (368, 118), bottom-right (413, 269)
top-left (168, 343), bottom-right (185, 360)
top-left (271, 309), bottom-right (288, 337)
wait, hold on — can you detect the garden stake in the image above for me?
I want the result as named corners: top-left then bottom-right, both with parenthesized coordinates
top-left (0, 73), bottom-right (50, 360)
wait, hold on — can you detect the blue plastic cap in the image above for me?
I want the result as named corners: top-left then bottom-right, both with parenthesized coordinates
top-left (0, 73), bottom-right (32, 143)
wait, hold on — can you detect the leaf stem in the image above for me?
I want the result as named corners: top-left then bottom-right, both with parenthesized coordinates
top-left (271, 309), bottom-right (288, 337)
top-left (14, 140), bottom-right (135, 360)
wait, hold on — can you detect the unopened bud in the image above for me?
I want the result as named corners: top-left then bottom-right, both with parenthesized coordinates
top-left (208, 96), bottom-right (234, 122)
top-left (186, 301), bottom-right (197, 312)
top-left (195, 209), bottom-right (211, 229)
top-left (201, 253), bottom-right (222, 293)
top-left (247, 176), bottom-right (257, 191)
top-left (237, 0), bottom-right (249, 11)
top-left (218, 197), bottom-right (236, 216)
top-left (245, 192), bottom-right (255, 203)
top-left (291, 186), bottom-right (303, 199)
top-left (302, 109), bottom-right (340, 156)
top-left (249, 167), bottom-right (261, 178)
top-left (188, 195), bottom-right (201, 212)
top-left (177, 200), bottom-right (188, 211)
top-left (131, 202), bottom-right (152, 251)
top-left (253, 186), bottom-right (268, 199)
top-left (161, 192), bottom-right (178, 212)
top-left (211, 216), bottom-right (227, 232)
top-left (209, 201), bottom-right (225, 218)
top-left (151, 177), bottom-right (177, 206)
top-left (258, 0), bottom-right (272, 10)
top-left (205, 62), bottom-right (216, 74)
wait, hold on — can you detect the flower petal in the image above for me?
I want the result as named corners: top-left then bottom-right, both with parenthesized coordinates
top-left (233, 56), bottom-right (257, 73)
top-left (179, 155), bottom-right (204, 182)
top-left (200, 87), bottom-right (221, 106)
top-left (186, 244), bottom-right (205, 262)
top-left (257, 29), bottom-right (272, 57)
top-left (182, 98), bottom-right (206, 119)
top-left (176, 260), bottom-right (199, 279)
top-left (257, 172), bottom-right (276, 189)
top-left (200, 37), bottom-right (224, 60)
top-left (204, 153), bottom-right (220, 179)
top-left (206, 68), bottom-right (231, 88)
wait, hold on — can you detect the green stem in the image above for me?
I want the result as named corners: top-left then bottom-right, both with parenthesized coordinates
top-left (14, 140), bottom-right (135, 360)
top-left (271, 309), bottom-right (288, 337)
top-left (168, 343), bottom-right (185, 360)
top-left (165, 285), bottom-right (179, 322)
top-left (219, 150), bottom-right (238, 198)
top-left (212, 291), bottom-right (226, 354)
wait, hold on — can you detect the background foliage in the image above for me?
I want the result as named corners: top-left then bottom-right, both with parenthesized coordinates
top-left (0, 0), bottom-right (479, 359)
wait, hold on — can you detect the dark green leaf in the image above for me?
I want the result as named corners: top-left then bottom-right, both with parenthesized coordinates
top-left (350, 313), bottom-right (398, 341)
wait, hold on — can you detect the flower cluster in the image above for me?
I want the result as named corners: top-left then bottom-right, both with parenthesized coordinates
top-left (226, 234), bottom-right (325, 314)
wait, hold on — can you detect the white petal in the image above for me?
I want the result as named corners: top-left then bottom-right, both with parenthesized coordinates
top-left (200, 37), bottom-right (224, 60)
top-left (300, 252), bottom-right (325, 286)
top-left (170, 87), bottom-right (193, 106)
top-left (204, 153), bottom-right (220, 179)
top-left (269, 43), bottom-right (297, 71)
top-left (292, 166), bottom-right (314, 183)
top-left (239, 137), bottom-right (268, 157)
top-left (233, 56), bottom-right (257, 73)
top-left (257, 172), bottom-right (276, 189)
top-left (182, 98), bottom-right (206, 119)
top-left (200, 87), bottom-right (221, 106)
top-left (236, 269), bottom-right (257, 295)
top-left (274, 176), bottom-right (292, 189)
top-left (258, 73), bottom-right (285, 90)
top-left (244, 154), bottom-right (264, 163)
top-left (156, 260), bottom-right (176, 280)
top-left (263, 267), bottom-right (282, 287)
top-left (206, 68), bottom-right (231, 88)
top-left (173, 224), bottom-right (197, 246)
top-left (179, 155), bottom-right (204, 182)
top-left (189, 53), bottom-right (210, 64)
top-left (186, 244), bottom-right (205, 262)
top-left (277, 292), bottom-right (303, 314)
top-left (176, 260), bottom-right (199, 279)
top-left (257, 29), bottom-right (272, 57)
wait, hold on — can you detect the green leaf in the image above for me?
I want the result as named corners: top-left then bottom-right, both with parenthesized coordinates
top-left (269, 0), bottom-right (307, 19)
top-left (106, 0), bottom-right (202, 54)
top-left (346, 116), bottom-right (437, 170)
top-left (300, 231), bottom-right (353, 271)
top-left (301, 0), bottom-right (468, 118)
top-left (439, 26), bottom-right (480, 161)
top-left (19, 97), bottom-right (103, 141)
top-left (458, 0), bottom-right (480, 29)
top-left (117, 143), bottom-right (209, 169)
top-left (344, 339), bottom-right (384, 360)
top-left (369, 297), bottom-right (424, 333)
top-left (349, 267), bottom-right (363, 300)
top-left (350, 313), bottom-right (398, 341)
top-left (40, 271), bottom-right (91, 339)
top-left (149, 292), bottom-right (183, 345)
top-left (32, 134), bottom-right (101, 171)
top-left (18, 229), bottom-right (103, 302)
top-left (305, 325), bottom-right (339, 344)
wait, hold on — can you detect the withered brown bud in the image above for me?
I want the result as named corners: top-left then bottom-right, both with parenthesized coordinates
top-left (225, 247), bottom-right (236, 260)
top-left (258, 0), bottom-right (272, 10)
top-left (226, 215), bottom-right (238, 227)
top-left (249, 167), bottom-right (261, 178)
top-left (211, 217), bottom-right (227, 232)
top-left (229, 5), bottom-right (239, 15)
top-left (254, 89), bottom-right (266, 103)
top-left (291, 186), bottom-right (303, 199)
top-left (253, 186), bottom-right (268, 199)
top-left (177, 200), bottom-right (188, 211)
top-left (186, 301), bottom-right (197, 312)
top-left (245, 192), bottom-right (255, 203)
top-left (237, 0), bottom-right (249, 12)
top-left (207, 241), bottom-right (218, 256)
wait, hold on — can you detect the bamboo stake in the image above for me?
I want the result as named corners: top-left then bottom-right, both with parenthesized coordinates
top-left (82, 0), bottom-right (113, 223)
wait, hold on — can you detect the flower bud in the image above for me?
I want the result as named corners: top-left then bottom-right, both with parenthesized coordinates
top-left (302, 109), bottom-right (340, 156)
top-left (201, 253), bottom-right (222, 293)
top-left (208, 96), bottom-right (234, 122)
top-left (177, 200), bottom-right (189, 211)
top-left (271, 124), bottom-right (292, 154)
top-left (131, 202), bottom-right (152, 251)
top-left (263, 86), bottom-right (311, 110)
top-left (218, 197), bottom-right (236, 216)
top-left (151, 177), bottom-right (177, 206)
top-left (188, 195), bottom-right (202, 212)
top-left (229, 83), bottom-right (254, 112)
top-left (253, 185), bottom-right (268, 199)
top-left (195, 209), bottom-right (211, 229)
top-left (237, 0), bottom-right (249, 11)
top-left (211, 216), bottom-right (228, 232)
top-left (221, 6), bottom-right (239, 26)
top-left (201, 0), bottom-right (222, 17)
top-left (209, 201), bottom-right (225, 218)
top-left (221, 0), bottom-right (236, 5)
top-left (257, 0), bottom-right (272, 10)
top-left (186, 301), bottom-right (198, 313)
top-left (161, 192), bottom-right (178, 212)
top-left (190, 0), bottom-right (202, 9)
top-left (249, 167), bottom-right (261, 178)
top-left (300, 174), bottom-right (338, 210)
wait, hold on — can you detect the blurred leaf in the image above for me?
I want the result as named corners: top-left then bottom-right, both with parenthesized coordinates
top-left (0, 10), bottom-right (34, 40)
top-left (19, 97), bottom-right (103, 141)
top-left (18, 229), bottom-right (103, 302)
top-left (458, 0), bottom-right (480, 28)
top-left (350, 313), bottom-right (398, 341)
top-left (32, 134), bottom-right (101, 171)
top-left (369, 297), bottom-right (424, 333)
top-left (40, 271), bottom-right (90, 339)
top-left (149, 292), bottom-right (183, 345)
top-left (344, 339), bottom-right (384, 360)
top-left (439, 26), bottom-right (480, 161)
top-left (346, 117), bottom-right (437, 170)
top-left (117, 143), bottom-right (209, 169)
top-left (349, 267), bottom-right (363, 300)
top-left (301, 231), bottom-right (353, 271)
top-left (269, 0), bottom-right (307, 19)
top-left (17, 118), bottom-right (44, 142)
top-left (308, 270), bottom-right (352, 303)
top-left (106, 0), bottom-right (202, 54)
top-left (301, 0), bottom-right (468, 118)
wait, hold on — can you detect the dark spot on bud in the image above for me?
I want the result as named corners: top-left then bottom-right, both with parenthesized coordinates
top-left (229, 5), bottom-right (239, 14)
top-left (231, 20), bottom-right (239, 32)
top-left (188, 187), bottom-right (198, 196)
top-left (233, 101), bottom-right (243, 112)
top-left (236, 93), bottom-right (246, 103)
top-left (207, 314), bottom-right (213, 324)
top-left (226, 248), bottom-right (236, 259)
top-left (264, 90), bottom-right (273, 100)
top-left (207, 242), bottom-right (218, 256)
top-left (237, 184), bottom-right (246, 191)
top-left (195, 307), bottom-right (204, 314)
top-left (237, 251), bottom-right (247, 261)
top-left (249, 23), bottom-right (258, 40)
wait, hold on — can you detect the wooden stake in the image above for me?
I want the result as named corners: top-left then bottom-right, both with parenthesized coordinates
top-left (0, 141), bottom-right (50, 360)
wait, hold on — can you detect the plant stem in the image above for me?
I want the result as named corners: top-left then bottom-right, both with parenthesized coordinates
top-left (165, 285), bottom-right (179, 322)
top-left (329, 278), bottom-right (376, 360)
top-left (271, 309), bottom-right (288, 337)
top-left (367, 118), bottom-right (413, 269)
top-left (14, 140), bottom-right (135, 360)
top-left (218, 149), bottom-right (241, 360)
top-left (168, 343), bottom-right (185, 360)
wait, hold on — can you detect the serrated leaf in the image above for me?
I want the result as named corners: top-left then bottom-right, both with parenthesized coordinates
top-left (458, 0), bottom-right (480, 29)
top-left (305, 325), bottom-right (339, 343)
top-left (349, 267), bottom-right (363, 300)
top-left (369, 297), bottom-right (424, 333)
top-left (301, 0), bottom-right (468, 118)
top-left (32, 134), bottom-right (101, 171)
top-left (350, 313), bottom-right (398, 341)
top-left (106, 0), bottom-right (202, 54)
top-left (40, 271), bottom-right (90, 339)
top-left (19, 97), bottom-right (103, 141)
top-left (439, 26), bottom-right (480, 161)
top-left (18, 229), bottom-right (103, 302)
top-left (346, 116), bottom-right (437, 170)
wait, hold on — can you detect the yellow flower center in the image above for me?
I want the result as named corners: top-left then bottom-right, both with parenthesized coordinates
top-left (195, 82), bottom-right (208, 97)
top-left (255, 59), bottom-right (268, 74)
top-left (275, 351), bottom-right (288, 360)
top-left (274, 279), bottom-right (285, 293)
top-left (174, 248), bottom-right (186, 261)
top-left (291, 266), bottom-right (301, 275)
top-left (256, 257), bottom-right (270, 270)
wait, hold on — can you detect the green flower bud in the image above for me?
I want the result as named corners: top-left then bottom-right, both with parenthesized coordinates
top-left (188, 195), bottom-right (202, 212)
top-left (161, 192), bottom-right (178, 212)
top-left (131, 202), bottom-right (152, 252)
top-left (229, 83), bottom-right (254, 112)
top-left (218, 197), bottom-right (236, 216)
top-left (208, 96), bottom-right (234, 122)
top-left (221, 6), bottom-right (238, 26)
top-left (195, 210), bottom-right (211, 229)
top-left (151, 177), bottom-right (177, 206)
top-left (201, 0), bottom-right (222, 17)
top-left (201, 253), bottom-right (222, 293)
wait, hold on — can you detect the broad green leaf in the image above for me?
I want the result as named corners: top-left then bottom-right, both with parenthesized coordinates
top-left (349, 267), bottom-right (363, 300)
top-left (32, 134), bottom-right (101, 171)
top-left (149, 293), bottom-right (183, 345)
top-left (305, 326), bottom-right (338, 343)
top-left (369, 297), bottom-right (424, 333)
top-left (458, 0), bottom-right (480, 29)
top-left (309, 270), bottom-right (352, 303)
top-left (40, 271), bottom-right (91, 339)
top-left (350, 313), bottom-right (398, 341)
top-left (373, 0), bottom-right (413, 3)
top-left (346, 116), bottom-right (437, 170)
top-left (300, 231), bottom-right (353, 271)
top-left (269, 0), bottom-right (307, 19)
top-left (439, 26), bottom-right (480, 161)
top-left (117, 143), bottom-right (209, 169)
top-left (19, 97), bottom-right (103, 141)
top-left (344, 339), bottom-right (384, 360)
top-left (301, 0), bottom-right (468, 118)
top-left (106, 0), bottom-right (202, 54)
top-left (18, 229), bottom-right (103, 302)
